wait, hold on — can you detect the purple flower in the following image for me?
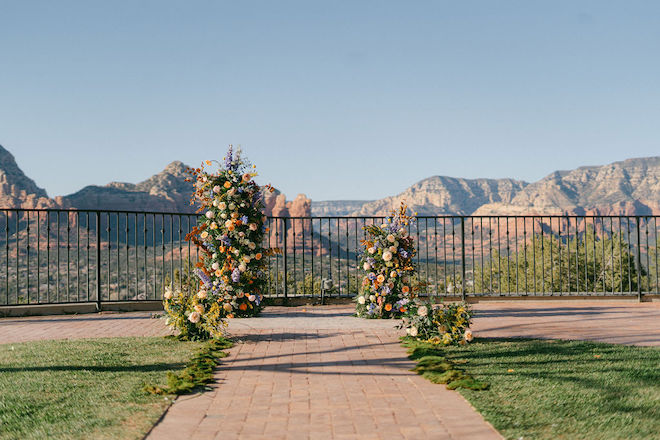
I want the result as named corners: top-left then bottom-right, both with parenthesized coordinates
top-left (231, 268), bottom-right (241, 283)
top-left (240, 215), bottom-right (249, 224)
top-left (224, 146), bottom-right (233, 169)
top-left (368, 273), bottom-right (376, 281)
top-left (381, 285), bottom-right (391, 295)
top-left (221, 235), bottom-right (231, 246)
top-left (399, 250), bottom-right (409, 259)
top-left (195, 269), bottom-right (212, 288)
top-left (367, 303), bottom-right (377, 314)
top-left (367, 257), bottom-right (376, 266)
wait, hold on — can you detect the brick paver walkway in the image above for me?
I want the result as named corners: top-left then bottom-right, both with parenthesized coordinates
top-left (147, 307), bottom-right (501, 440)
top-left (472, 301), bottom-right (660, 346)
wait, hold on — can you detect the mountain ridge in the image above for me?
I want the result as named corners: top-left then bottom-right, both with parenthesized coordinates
top-left (0, 144), bottom-right (657, 216)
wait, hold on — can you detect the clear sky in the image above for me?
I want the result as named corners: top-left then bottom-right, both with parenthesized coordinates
top-left (1, 1), bottom-right (659, 201)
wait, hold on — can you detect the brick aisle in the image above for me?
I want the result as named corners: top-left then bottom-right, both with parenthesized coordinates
top-left (147, 315), bottom-right (502, 440)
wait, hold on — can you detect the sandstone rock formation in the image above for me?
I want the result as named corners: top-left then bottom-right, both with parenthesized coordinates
top-left (0, 144), bottom-right (63, 209)
top-left (62, 161), bottom-right (196, 213)
top-left (355, 176), bottom-right (528, 216)
top-left (474, 157), bottom-right (660, 216)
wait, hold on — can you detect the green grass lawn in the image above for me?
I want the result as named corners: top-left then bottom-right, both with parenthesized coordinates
top-left (444, 338), bottom-right (660, 440)
top-left (0, 337), bottom-right (203, 440)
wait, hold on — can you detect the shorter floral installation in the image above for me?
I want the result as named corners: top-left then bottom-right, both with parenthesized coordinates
top-left (355, 202), bottom-right (475, 346)
top-left (355, 203), bottom-right (417, 318)
top-left (163, 146), bottom-right (273, 340)
top-left (399, 300), bottom-right (474, 346)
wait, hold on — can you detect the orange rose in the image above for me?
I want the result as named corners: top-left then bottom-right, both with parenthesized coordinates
top-left (402, 286), bottom-right (410, 294)
top-left (399, 307), bottom-right (406, 313)
top-left (219, 246), bottom-right (225, 253)
top-left (255, 253), bottom-right (262, 260)
top-left (227, 224), bottom-right (235, 231)
top-left (227, 314), bottom-right (234, 319)
top-left (223, 181), bottom-right (231, 189)
top-left (384, 304), bottom-right (392, 311)
top-left (239, 303), bottom-right (248, 311)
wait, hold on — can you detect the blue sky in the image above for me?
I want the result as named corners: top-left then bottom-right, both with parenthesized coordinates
top-left (1, 1), bottom-right (659, 201)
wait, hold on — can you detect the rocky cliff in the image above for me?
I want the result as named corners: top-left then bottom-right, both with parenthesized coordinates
top-left (62, 161), bottom-right (196, 212)
top-left (0, 144), bottom-right (64, 209)
top-left (474, 157), bottom-right (660, 216)
top-left (354, 176), bottom-right (528, 216)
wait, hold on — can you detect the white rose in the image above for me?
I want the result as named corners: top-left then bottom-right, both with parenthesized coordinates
top-left (248, 242), bottom-right (256, 250)
top-left (357, 296), bottom-right (366, 304)
top-left (368, 247), bottom-right (376, 254)
top-left (240, 203), bottom-right (245, 207)
top-left (163, 290), bottom-right (173, 300)
top-left (218, 202), bottom-right (227, 210)
top-left (233, 249), bottom-right (240, 256)
top-left (211, 262), bottom-right (220, 271)
top-left (212, 253), bottom-right (217, 259)
top-left (188, 312), bottom-right (201, 323)
top-left (410, 326), bottom-right (418, 337)
top-left (238, 263), bottom-right (247, 272)
top-left (363, 262), bottom-right (371, 271)
top-left (229, 203), bottom-right (236, 210)
top-left (212, 200), bottom-right (218, 207)
top-left (464, 329), bottom-right (473, 342)
top-left (369, 295), bottom-right (376, 302)
top-left (248, 294), bottom-right (256, 302)
top-left (417, 306), bottom-right (428, 317)
top-left (389, 246), bottom-right (397, 253)
top-left (205, 211), bottom-right (214, 219)
top-left (197, 290), bottom-right (208, 299)
top-left (387, 234), bottom-right (395, 243)
top-left (220, 213), bottom-right (227, 219)
top-left (213, 185), bottom-right (221, 193)
top-left (382, 251), bottom-right (393, 262)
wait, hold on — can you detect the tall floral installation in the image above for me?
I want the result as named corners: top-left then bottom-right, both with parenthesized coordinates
top-left (163, 146), bottom-right (272, 340)
top-left (355, 203), bottom-right (417, 318)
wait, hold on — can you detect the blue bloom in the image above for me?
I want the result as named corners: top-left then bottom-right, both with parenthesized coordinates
top-left (367, 303), bottom-right (377, 314)
top-left (399, 250), bottom-right (409, 259)
top-left (368, 273), bottom-right (376, 281)
top-left (231, 268), bottom-right (241, 283)
top-left (221, 235), bottom-right (231, 246)
top-left (240, 215), bottom-right (249, 224)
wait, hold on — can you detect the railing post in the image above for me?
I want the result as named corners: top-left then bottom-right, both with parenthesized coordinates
top-left (95, 212), bottom-right (102, 311)
top-left (283, 217), bottom-right (288, 303)
top-left (461, 217), bottom-right (466, 301)
top-left (636, 216), bottom-right (643, 302)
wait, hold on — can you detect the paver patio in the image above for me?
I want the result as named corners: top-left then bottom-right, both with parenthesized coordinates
top-left (2, 301), bottom-right (659, 439)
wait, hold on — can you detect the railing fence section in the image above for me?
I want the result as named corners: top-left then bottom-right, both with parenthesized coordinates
top-left (1, 209), bottom-right (658, 307)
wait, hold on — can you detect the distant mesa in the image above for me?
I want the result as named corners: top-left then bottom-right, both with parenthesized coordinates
top-left (0, 144), bottom-right (658, 216)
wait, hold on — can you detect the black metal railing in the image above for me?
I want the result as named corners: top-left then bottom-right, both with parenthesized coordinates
top-left (1, 209), bottom-right (658, 307)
